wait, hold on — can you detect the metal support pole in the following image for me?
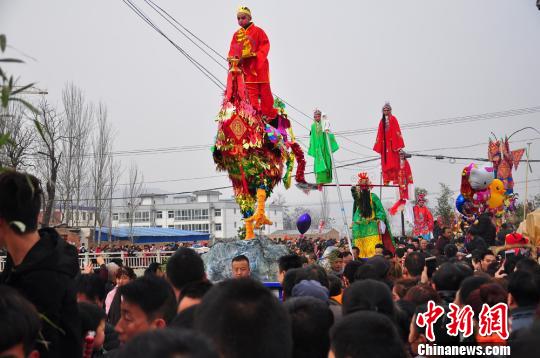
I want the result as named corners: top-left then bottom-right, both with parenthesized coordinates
top-left (401, 211), bottom-right (405, 237)
top-left (324, 116), bottom-right (353, 255)
top-left (524, 142), bottom-right (531, 219)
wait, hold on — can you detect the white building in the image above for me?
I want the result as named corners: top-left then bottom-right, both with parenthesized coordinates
top-left (111, 190), bottom-right (284, 240)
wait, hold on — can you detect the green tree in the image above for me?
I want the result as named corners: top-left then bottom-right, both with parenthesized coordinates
top-left (435, 183), bottom-right (454, 226)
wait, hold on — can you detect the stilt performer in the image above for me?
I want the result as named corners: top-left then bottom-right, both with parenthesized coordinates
top-left (351, 173), bottom-right (395, 258)
top-left (213, 6), bottom-right (306, 240)
top-left (308, 109), bottom-right (339, 185)
top-left (412, 193), bottom-right (434, 241)
top-left (373, 102), bottom-right (413, 214)
top-left (228, 6), bottom-right (277, 122)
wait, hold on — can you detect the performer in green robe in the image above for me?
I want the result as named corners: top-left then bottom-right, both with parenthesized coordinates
top-left (351, 173), bottom-right (395, 258)
top-left (308, 110), bottom-right (339, 184)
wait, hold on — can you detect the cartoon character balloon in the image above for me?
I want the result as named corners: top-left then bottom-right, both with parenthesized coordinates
top-left (461, 163), bottom-right (495, 201)
top-left (488, 179), bottom-right (506, 209)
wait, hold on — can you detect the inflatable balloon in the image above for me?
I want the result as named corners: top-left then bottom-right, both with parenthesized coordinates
top-left (461, 163), bottom-right (495, 201)
top-left (296, 213), bottom-right (312, 235)
top-left (469, 164), bottom-right (495, 190)
top-left (456, 194), bottom-right (466, 214)
top-left (488, 179), bottom-right (506, 209)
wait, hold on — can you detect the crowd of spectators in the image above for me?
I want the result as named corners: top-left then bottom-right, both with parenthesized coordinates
top-left (1, 171), bottom-right (539, 358)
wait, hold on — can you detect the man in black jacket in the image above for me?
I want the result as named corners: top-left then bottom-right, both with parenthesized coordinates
top-left (0, 170), bottom-right (81, 357)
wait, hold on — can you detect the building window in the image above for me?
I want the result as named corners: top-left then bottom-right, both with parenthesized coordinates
top-left (134, 211), bottom-right (150, 222)
top-left (112, 213), bottom-right (119, 221)
top-left (168, 210), bottom-right (174, 219)
top-left (157, 211), bottom-right (163, 219)
top-left (215, 223), bottom-right (222, 231)
top-left (274, 210), bottom-right (277, 215)
top-left (175, 209), bottom-right (190, 221)
top-left (234, 208), bottom-right (236, 215)
top-left (201, 209), bottom-right (209, 220)
top-left (190, 223), bottom-right (209, 233)
top-left (234, 222), bottom-right (237, 228)
top-left (156, 225), bottom-right (162, 228)
top-left (168, 225), bottom-right (174, 228)
top-left (89, 212), bottom-right (94, 221)
top-left (214, 208), bottom-right (221, 217)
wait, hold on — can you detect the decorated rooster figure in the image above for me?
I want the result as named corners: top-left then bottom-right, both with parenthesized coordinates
top-left (212, 59), bottom-right (306, 239)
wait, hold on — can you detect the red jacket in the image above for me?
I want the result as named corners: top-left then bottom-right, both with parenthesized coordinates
top-left (228, 23), bottom-right (270, 83)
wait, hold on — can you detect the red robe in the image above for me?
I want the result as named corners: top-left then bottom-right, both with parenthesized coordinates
top-left (413, 205), bottom-right (434, 236)
top-left (373, 115), bottom-right (404, 184)
top-left (228, 23), bottom-right (276, 118)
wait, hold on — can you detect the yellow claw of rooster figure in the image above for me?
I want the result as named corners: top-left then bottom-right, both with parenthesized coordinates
top-left (244, 188), bottom-right (273, 240)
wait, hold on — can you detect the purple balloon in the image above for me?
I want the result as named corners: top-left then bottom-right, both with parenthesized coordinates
top-left (296, 213), bottom-right (312, 235)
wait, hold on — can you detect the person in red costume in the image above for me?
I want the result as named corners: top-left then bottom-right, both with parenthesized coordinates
top-left (373, 102), bottom-right (405, 184)
top-left (413, 193), bottom-right (434, 241)
top-left (228, 6), bottom-right (277, 121)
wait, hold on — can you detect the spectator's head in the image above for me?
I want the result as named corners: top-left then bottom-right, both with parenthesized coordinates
top-left (282, 267), bottom-right (304, 300)
top-left (392, 279), bottom-right (417, 304)
top-left (116, 266), bottom-right (137, 287)
top-left (231, 255), bottom-right (251, 279)
top-left (166, 247), bottom-right (206, 298)
top-left (117, 328), bottom-right (218, 358)
top-left (0, 286), bottom-right (41, 358)
top-left (444, 244), bottom-right (458, 259)
top-left (342, 251), bottom-right (353, 265)
top-left (403, 252), bottom-right (425, 278)
top-left (420, 239), bottom-right (429, 251)
top-left (455, 275), bottom-right (490, 306)
top-left (480, 250), bottom-right (496, 272)
top-left (328, 251), bottom-right (344, 274)
top-left (291, 279), bottom-right (329, 302)
top-left (144, 262), bottom-right (164, 278)
top-left (285, 297), bottom-right (334, 358)
top-left (432, 262), bottom-right (473, 292)
top-left (328, 274), bottom-right (343, 297)
top-left (367, 256), bottom-right (390, 280)
top-left (195, 278), bottom-right (292, 358)
top-left (342, 279), bottom-right (395, 320)
top-left (0, 171), bottom-right (42, 243)
top-left (177, 280), bottom-right (213, 312)
top-left (116, 276), bottom-right (177, 344)
top-left (343, 260), bottom-right (363, 286)
top-left (330, 311), bottom-right (405, 358)
top-left (465, 283), bottom-right (507, 317)
top-left (352, 246), bottom-right (360, 259)
top-left (403, 284), bottom-right (441, 306)
top-left (106, 262), bottom-right (120, 282)
top-left (374, 243), bottom-right (385, 256)
top-left (442, 226), bottom-right (453, 239)
top-left (79, 302), bottom-right (107, 351)
top-left (76, 273), bottom-right (106, 306)
top-left (508, 270), bottom-right (540, 309)
top-left (515, 258), bottom-right (540, 274)
top-left (278, 254), bottom-right (303, 283)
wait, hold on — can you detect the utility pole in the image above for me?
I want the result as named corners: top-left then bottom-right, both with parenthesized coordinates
top-left (524, 142), bottom-right (532, 219)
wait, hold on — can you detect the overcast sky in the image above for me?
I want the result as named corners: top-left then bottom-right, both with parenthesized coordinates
top-left (1, 0), bottom-right (539, 223)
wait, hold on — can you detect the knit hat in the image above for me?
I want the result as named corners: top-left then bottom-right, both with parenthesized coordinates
top-left (291, 280), bottom-right (329, 302)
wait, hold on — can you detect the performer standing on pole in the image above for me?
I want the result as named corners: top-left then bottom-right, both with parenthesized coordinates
top-left (308, 109), bottom-right (339, 186)
top-left (373, 103), bottom-right (404, 184)
top-left (351, 173), bottom-right (395, 258)
top-left (228, 6), bottom-right (277, 122)
top-left (373, 102), bottom-right (413, 214)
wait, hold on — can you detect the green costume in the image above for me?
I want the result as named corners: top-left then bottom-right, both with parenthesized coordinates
top-left (308, 121), bottom-right (339, 184)
top-left (351, 188), bottom-right (394, 258)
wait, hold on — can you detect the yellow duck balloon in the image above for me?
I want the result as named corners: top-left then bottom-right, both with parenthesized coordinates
top-left (488, 179), bottom-right (506, 209)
